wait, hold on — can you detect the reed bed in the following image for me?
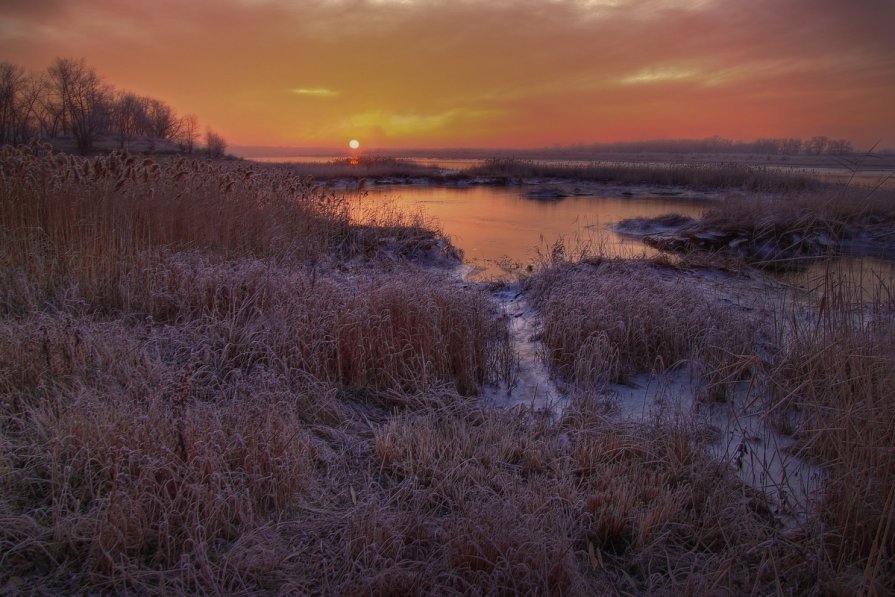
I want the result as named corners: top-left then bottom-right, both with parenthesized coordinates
top-left (762, 268), bottom-right (895, 592)
top-left (264, 155), bottom-right (825, 192)
top-left (465, 157), bottom-right (822, 192)
top-left (695, 185), bottom-right (895, 243)
top-left (271, 155), bottom-right (447, 181)
top-left (0, 143), bottom-right (513, 592)
top-left (0, 143), bottom-right (446, 314)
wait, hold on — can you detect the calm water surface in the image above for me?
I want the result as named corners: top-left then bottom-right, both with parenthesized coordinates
top-left (365, 185), bottom-right (710, 279)
top-left (361, 184), bottom-right (895, 294)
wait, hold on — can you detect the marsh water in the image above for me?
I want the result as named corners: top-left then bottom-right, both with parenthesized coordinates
top-left (363, 184), bottom-right (895, 294)
top-left (366, 184), bottom-right (710, 279)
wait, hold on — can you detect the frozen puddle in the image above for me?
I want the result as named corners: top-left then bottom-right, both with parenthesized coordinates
top-left (605, 369), bottom-right (822, 522)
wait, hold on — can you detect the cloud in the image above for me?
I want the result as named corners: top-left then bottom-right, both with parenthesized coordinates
top-left (619, 67), bottom-right (701, 85)
top-left (345, 108), bottom-right (501, 138)
top-left (291, 88), bottom-right (340, 98)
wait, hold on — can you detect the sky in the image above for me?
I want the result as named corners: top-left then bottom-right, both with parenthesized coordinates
top-left (2, 0), bottom-right (894, 150)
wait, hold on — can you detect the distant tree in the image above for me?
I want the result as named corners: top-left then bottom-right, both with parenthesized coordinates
top-left (754, 138), bottom-right (782, 155)
top-left (205, 128), bottom-right (226, 158)
top-left (827, 138), bottom-right (853, 155)
top-left (110, 91), bottom-right (147, 149)
top-left (805, 135), bottom-right (830, 155)
top-left (146, 98), bottom-right (179, 140)
top-left (46, 58), bottom-right (111, 153)
top-left (0, 62), bottom-right (32, 144)
top-left (178, 113), bottom-right (199, 153)
top-left (780, 138), bottom-right (802, 155)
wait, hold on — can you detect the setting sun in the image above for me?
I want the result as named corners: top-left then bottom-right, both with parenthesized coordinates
top-left (348, 139), bottom-right (360, 150)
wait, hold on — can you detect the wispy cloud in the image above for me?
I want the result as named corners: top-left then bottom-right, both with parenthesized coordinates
top-left (291, 88), bottom-right (340, 98)
top-left (345, 108), bottom-right (500, 137)
top-left (619, 67), bottom-right (701, 85)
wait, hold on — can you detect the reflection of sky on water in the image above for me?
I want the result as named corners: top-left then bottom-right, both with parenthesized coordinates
top-left (363, 185), bottom-right (709, 279)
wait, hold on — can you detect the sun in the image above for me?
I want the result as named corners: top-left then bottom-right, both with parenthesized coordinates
top-left (348, 139), bottom-right (360, 150)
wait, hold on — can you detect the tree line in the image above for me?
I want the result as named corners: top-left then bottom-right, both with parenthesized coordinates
top-left (0, 57), bottom-right (225, 156)
top-left (573, 135), bottom-right (855, 156)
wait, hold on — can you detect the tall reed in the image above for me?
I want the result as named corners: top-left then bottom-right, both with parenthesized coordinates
top-left (765, 265), bottom-right (895, 592)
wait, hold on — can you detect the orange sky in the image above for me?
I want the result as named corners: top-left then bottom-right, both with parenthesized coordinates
top-left (2, 0), bottom-right (894, 150)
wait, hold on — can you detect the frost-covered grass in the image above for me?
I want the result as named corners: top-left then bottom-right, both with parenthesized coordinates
top-left (526, 250), bottom-right (895, 593)
top-left (1, 143), bottom-right (892, 594)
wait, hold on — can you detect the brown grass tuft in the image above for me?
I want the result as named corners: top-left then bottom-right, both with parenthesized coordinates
top-left (527, 258), bottom-right (760, 400)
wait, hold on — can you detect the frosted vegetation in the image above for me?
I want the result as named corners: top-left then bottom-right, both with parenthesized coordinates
top-left (1, 142), bottom-right (893, 594)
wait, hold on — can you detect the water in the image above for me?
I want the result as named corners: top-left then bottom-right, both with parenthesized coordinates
top-left (364, 184), bottom-right (711, 279)
top-left (248, 155), bottom-right (484, 171)
top-left (777, 255), bottom-right (895, 303)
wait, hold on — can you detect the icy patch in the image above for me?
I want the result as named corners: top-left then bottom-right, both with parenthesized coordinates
top-left (480, 282), bottom-right (565, 416)
top-left (603, 367), bottom-right (822, 524)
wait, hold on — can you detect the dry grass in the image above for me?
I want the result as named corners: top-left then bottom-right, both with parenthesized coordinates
top-left (762, 269), bottom-right (895, 593)
top-left (2, 142), bottom-right (893, 593)
top-left (525, 250), bottom-right (895, 593)
top-left (697, 186), bottom-right (895, 245)
top-left (0, 143), bottom-right (513, 592)
top-left (465, 157), bottom-right (822, 192)
top-left (527, 255), bottom-right (760, 401)
top-left (0, 143), bottom-right (446, 314)
top-left (0, 284), bottom-right (814, 594)
top-left (638, 185), bottom-right (895, 269)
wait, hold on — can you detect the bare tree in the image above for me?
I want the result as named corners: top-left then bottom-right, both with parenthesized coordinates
top-left (110, 91), bottom-right (147, 149)
top-left (780, 138), bottom-right (802, 155)
top-left (46, 58), bottom-right (111, 153)
top-left (1, 57), bottom-right (226, 157)
top-left (827, 139), bottom-right (853, 155)
top-left (805, 135), bottom-right (830, 155)
top-left (0, 62), bottom-right (37, 144)
top-left (178, 113), bottom-right (199, 153)
top-left (205, 128), bottom-right (227, 158)
top-left (146, 98), bottom-right (179, 140)
top-left (754, 138), bottom-right (782, 155)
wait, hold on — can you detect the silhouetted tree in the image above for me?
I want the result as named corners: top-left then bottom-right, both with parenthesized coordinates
top-left (178, 113), bottom-right (199, 153)
top-left (805, 135), bottom-right (830, 155)
top-left (205, 128), bottom-right (226, 158)
top-left (780, 138), bottom-right (802, 155)
top-left (111, 91), bottom-right (147, 149)
top-left (0, 62), bottom-right (32, 144)
top-left (46, 58), bottom-right (111, 153)
top-left (146, 98), bottom-right (179, 140)
top-left (827, 138), bottom-right (853, 155)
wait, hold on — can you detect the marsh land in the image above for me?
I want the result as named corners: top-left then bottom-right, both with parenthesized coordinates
top-left (2, 143), bottom-right (894, 594)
